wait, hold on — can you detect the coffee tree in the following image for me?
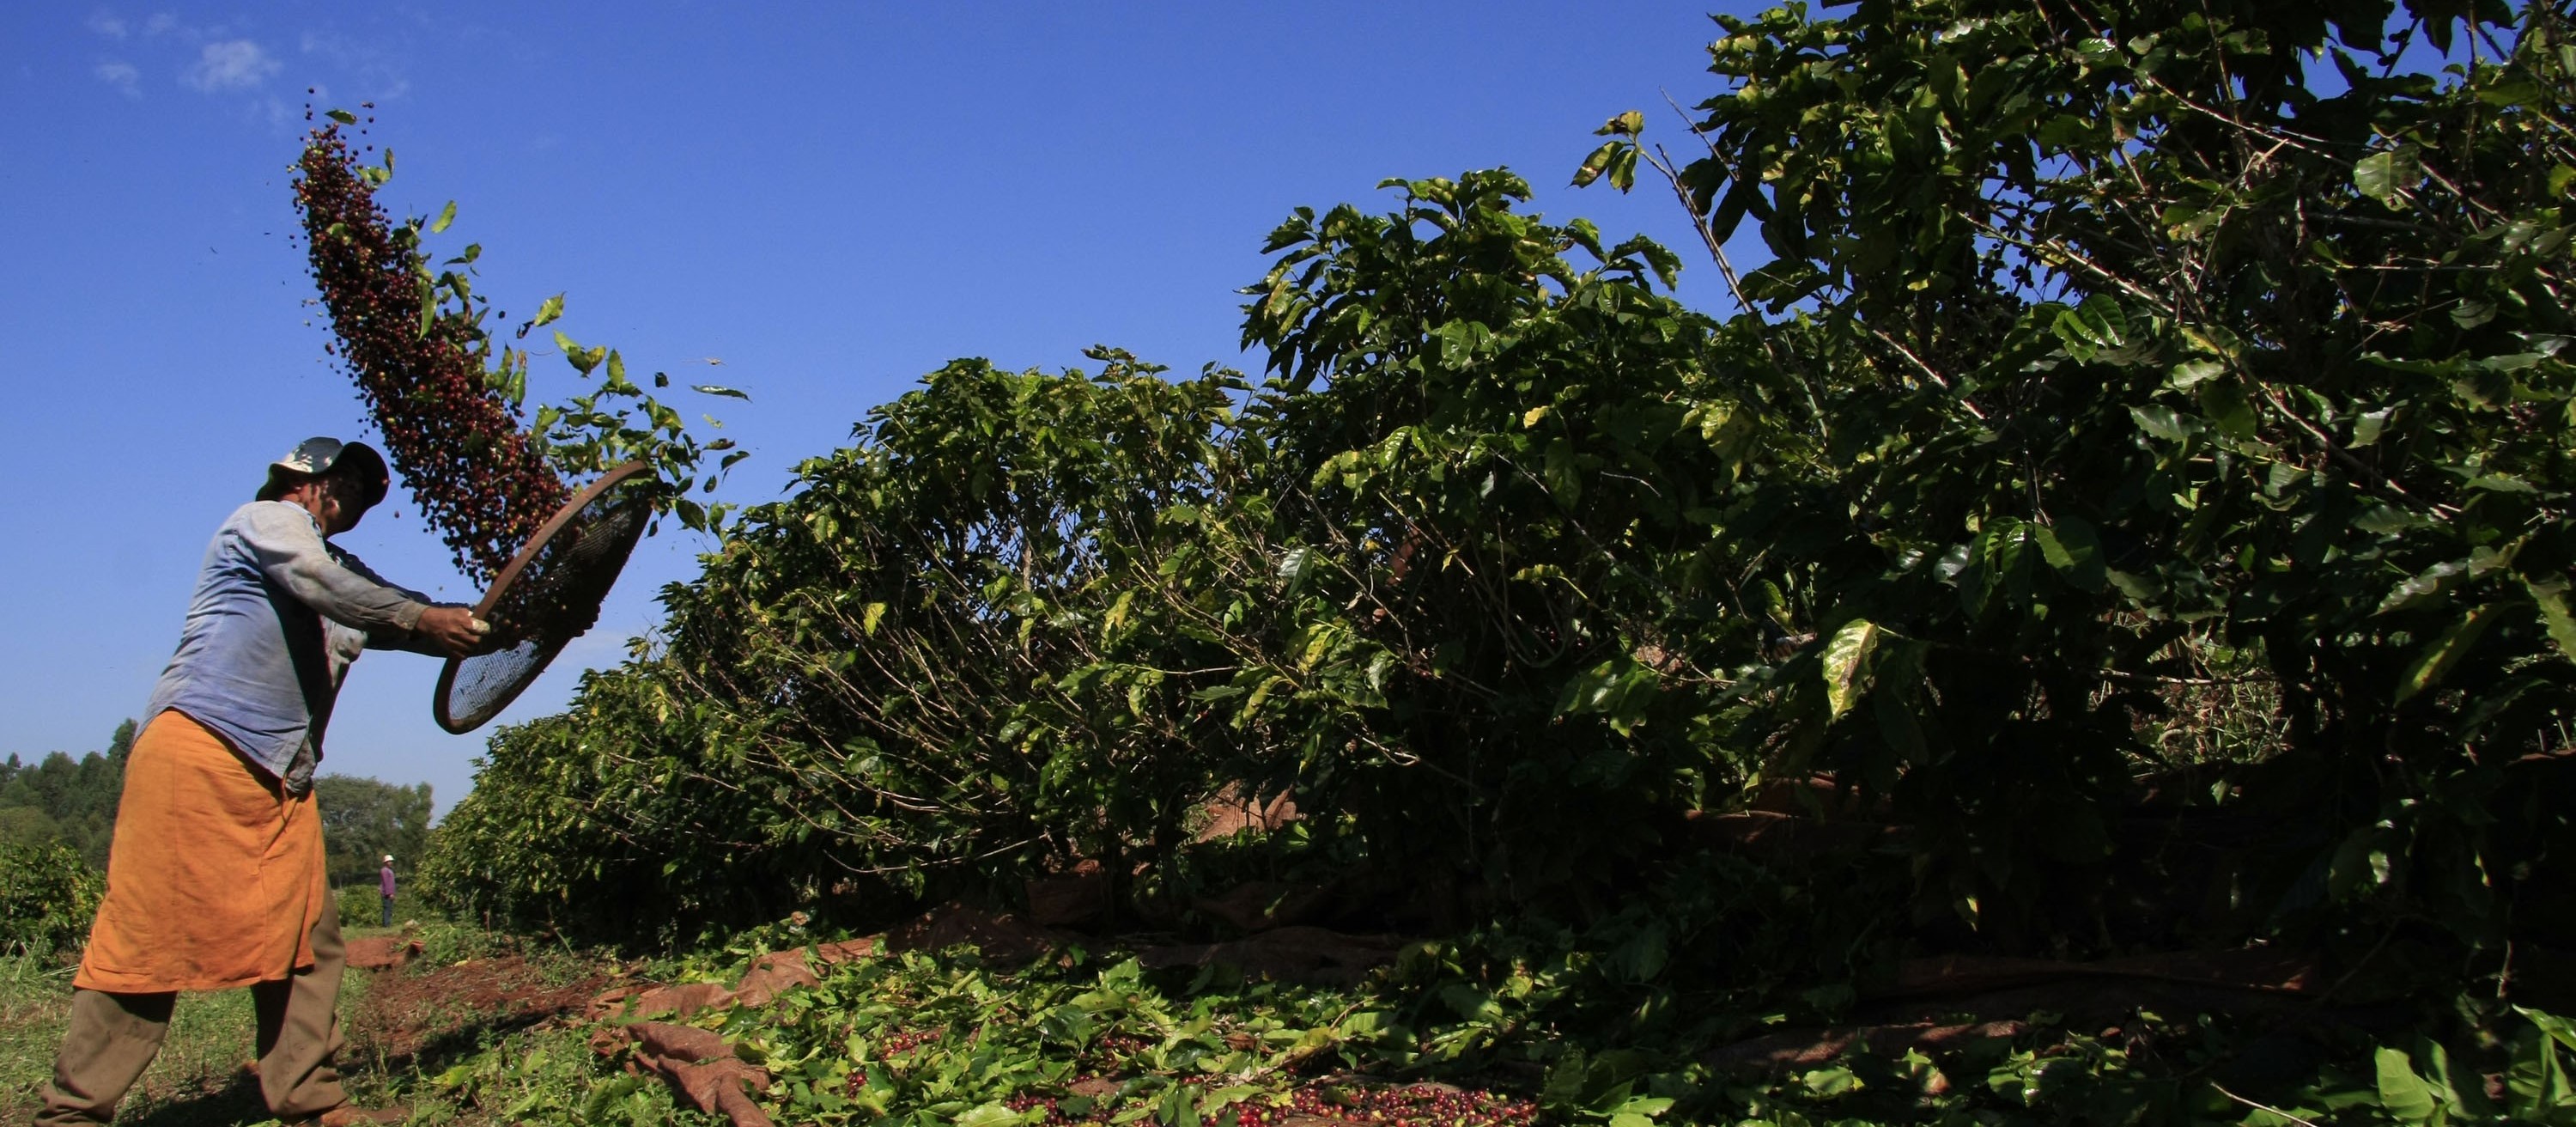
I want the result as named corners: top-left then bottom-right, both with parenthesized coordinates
top-left (427, 355), bottom-right (1260, 939)
top-left (430, 0), bottom-right (2576, 981)
top-left (1571, 0), bottom-right (2576, 944)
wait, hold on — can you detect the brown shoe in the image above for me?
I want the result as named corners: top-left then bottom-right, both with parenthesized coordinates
top-left (298, 1105), bottom-right (410, 1126)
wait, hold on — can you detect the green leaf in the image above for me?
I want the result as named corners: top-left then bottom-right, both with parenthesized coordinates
top-left (1574, 143), bottom-right (1610, 187)
top-left (1873, 675), bottom-right (1930, 762)
top-left (2052, 297), bottom-right (2129, 359)
top-left (553, 331), bottom-right (603, 375)
top-left (1802, 1065), bottom-right (1862, 1098)
top-left (2355, 148), bottom-right (2422, 209)
top-left (1277, 546), bottom-right (1315, 589)
top-left (2470, 473), bottom-right (2537, 493)
top-left (532, 293), bottom-right (566, 328)
top-left (2521, 1006), bottom-right (2576, 1054)
top-left (1961, 523), bottom-right (2040, 614)
top-left (1820, 618), bottom-right (1881, 720)
top-left (2166, 359), bottom-right (2225, 389)
top-left (2196, 377), bottom-right (2258, 439)
top-left (2355, 505), bottom-right (2423, 534)
top-left (2130, 404), bottom-right (2201, 442)
top-left (692, 384), bottom-right (752, 400)
top-left (2328, 825), bottom-right (2393, 900)
top-left (955, 1102), bottom-right (1028, 1127)
top-left (1542, 1048), bottom-right (1589, 1111)
top-left (2379, 560), bottom-right (2467, 615)
top-left (1555, 658), bottom-right (1656, 733)
top-left (2033, 518), bottom-right (2105, 592)
top-left (1543, 437), bottom-right (1583, 506)
top-left (2376, 1047), bottom-right (2441, 1124)
top-left (2506, 1022), bottom-right (2572, 1121)
top-left (1437, 983), bottom-right (1503, 1022)
top-left (2476, 76), bottom-right (2543, 108)
top-left (1613, 1096), bottom-right (1675, 1118)
top-left (428, 199), bottom-right (457, 235)
top-left (2524, 578), bottom-right (2576, 662)
top-left (2397, 603), bottom-right (2501, 703)
top-left (325, 108), bottom-right (356, 125)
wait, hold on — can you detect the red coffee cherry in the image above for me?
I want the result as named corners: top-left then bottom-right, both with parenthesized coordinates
top-left (293, 121), bottom-right (570, 583)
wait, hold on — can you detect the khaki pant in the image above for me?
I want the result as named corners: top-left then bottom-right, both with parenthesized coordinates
top-left (36, 908), bottom-right (349, 1124)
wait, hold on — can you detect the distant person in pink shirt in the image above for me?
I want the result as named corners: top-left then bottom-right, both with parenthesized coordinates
top-left (378, 856), bottom-right (396, 928)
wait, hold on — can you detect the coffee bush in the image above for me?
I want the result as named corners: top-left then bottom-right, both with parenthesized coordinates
top-left (0, 841), bottom-right (102, 958)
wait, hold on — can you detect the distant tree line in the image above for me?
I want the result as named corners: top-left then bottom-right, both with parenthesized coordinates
top-left (1, 716), bottom-right (434, 888)
top-left (314, 774), bottom-right (434, 888)
top-left (0, 719), bottom-right (136, 868)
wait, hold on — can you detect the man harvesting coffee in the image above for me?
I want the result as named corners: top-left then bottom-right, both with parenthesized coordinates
top-left (37, 438), bottom-right (488, 1127)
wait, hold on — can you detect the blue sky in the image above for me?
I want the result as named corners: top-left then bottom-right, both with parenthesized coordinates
top-left (1, 3), bottom-right (1755, 814)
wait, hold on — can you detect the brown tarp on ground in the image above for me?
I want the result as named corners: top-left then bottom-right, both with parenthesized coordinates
top-left (592, 1021), bottom-right (774, 1127)
top-left (1705, 948), bottom-right (2327, 1073)
top-left (1134, 926), bottom-right (1402, 987)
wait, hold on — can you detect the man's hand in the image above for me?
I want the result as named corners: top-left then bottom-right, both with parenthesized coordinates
top-left (416, 605), bottom-right (493, 658)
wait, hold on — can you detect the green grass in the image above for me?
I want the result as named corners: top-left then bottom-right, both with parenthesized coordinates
top-left (0, 947), bottom-right (381, 1126)
top-left (334, 886), bottom-right (438, 935)
top-left (0, 951), bottom-right (76, 1122)
top-left (394, 1024), bottom-right (708, 1127)
top-left (0, 923), bottom-right (549, 1124)
top-left (328, 922), bottom-right (687, 1127)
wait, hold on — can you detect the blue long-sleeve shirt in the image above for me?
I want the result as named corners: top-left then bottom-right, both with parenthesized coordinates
top-left (146, 501), bottom-right (443, 792)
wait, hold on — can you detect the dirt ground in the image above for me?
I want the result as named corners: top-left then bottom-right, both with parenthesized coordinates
top-left (342, 949), bottom-right (622, 1072)
top-left (0, 930), bottom-right (629, 1127)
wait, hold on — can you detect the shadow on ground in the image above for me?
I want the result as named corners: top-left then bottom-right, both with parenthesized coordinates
top-left (118, 1070), bottom-right (265, 1127)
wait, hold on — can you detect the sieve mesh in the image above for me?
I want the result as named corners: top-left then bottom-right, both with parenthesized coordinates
top-left (434, 462), bottom-right (658, 734)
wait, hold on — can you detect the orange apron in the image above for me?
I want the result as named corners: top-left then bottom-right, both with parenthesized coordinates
top-left (75, 710), bottom-right (327, 993)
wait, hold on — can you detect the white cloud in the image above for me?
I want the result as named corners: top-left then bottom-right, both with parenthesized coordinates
top-left (143, 12), bottom-right (175, 36)
top-left (88, 11), bottom-right (127, 39)
top-left (183, 39), bottom-right (278, 92)
top-left (298, 29), bottom-right (410, 101)
top-left (94, 59), bottom-right (141, 98)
